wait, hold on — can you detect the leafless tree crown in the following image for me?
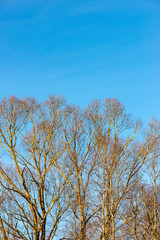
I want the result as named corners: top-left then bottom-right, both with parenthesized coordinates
top-left (0, 96), bottom-right (159, 240)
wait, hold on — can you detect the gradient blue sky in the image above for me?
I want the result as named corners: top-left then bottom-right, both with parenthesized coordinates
top-left (0, 0), bottom-right (160, 122)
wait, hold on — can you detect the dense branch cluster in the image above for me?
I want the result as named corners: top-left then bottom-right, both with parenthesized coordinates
top-left (0, 96), bottom-right (159, 240)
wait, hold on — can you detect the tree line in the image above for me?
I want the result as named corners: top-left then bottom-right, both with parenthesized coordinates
top-left (0, 96), bottom-right (159, 240)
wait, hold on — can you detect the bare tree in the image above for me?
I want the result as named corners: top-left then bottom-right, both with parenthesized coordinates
top-left (0, 96), bottom-right (68, 240)
top-left (0, 96), bottom-right (159, 240)
top-left (53, 105), bottom-right (99, 240)
top-left (138, 119), bottom-right (160, 240)
top-left (112, 119), bottom-right (160, 240)
top-left (85, 98), bottom-right (158, 240)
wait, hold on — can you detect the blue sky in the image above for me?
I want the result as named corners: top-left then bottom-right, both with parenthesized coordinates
top-left (0, 0), bottom-right (160, 122)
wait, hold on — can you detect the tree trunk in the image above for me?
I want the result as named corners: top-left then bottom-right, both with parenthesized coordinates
top-left (80, 220), bottom-right (86, 240)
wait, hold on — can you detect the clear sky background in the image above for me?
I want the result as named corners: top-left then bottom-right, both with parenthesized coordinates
top-left (0, 0), bottom-right (160, 123)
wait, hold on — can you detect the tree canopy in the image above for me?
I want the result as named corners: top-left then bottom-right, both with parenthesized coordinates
top-left (0, 96), bottom-right (159, 240)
